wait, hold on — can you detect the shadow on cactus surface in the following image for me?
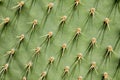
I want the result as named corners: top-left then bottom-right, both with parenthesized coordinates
top-left (0, 0), bottom-right (120, 80)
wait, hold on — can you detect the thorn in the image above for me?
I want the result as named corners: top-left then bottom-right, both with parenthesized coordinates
top-left (62, 43), bottom-right (67, 56)
top-left (2, 63), bottom-right (9, 71)
top-left (47, 31), bottom-right (53, 38)
top-left (103, 72), bottom-right (108, 79)
top-left (32, 19), bottom-right (38, 29)
top-left (62, 43), bottom-right (67, 49)
top-left (62, 66), bottom-right (70, 79)
top-left (49, 56), bottom-right (55, 64)
top-left (25, 61), bottom-right (32, 72)
top-left (12, 1), bottom-right (25, 10)
top-left (75, 0), bottom-right (80, 7)
top-left (107, 45), bottom-right (113, 52)
top-left (22, 76), bottom-right (27, 80)
top-left (18, 1), bottom-right (24, 7)
top-left (7, 48), bottom-right (15, 55)
top-left (104, 18), bottom-right (110, 25)
top-left (78, 76), bottom-right (83, 80)
top-left (0, 17), bottom-right (10, 26)
top-left (40, 71), bottom-right (47, 80)
top-left (34, 47), bottom-right (41, 54)
top-left (77, 53), bottom-right (83, 60)
top-left (104, 18), bottom-right (110, 30)
top-left (90, 61), bottom-right (96, 69)
top-left (17, 34), bottom-right (25, 41)
top-left (64, 66), bottom-right (70, 73)
top-left (3, 17), bottom-right (10, 24)
top-left (48, 2), bottom-right (54, 9)
top-left (61, 16), bottom-right (67, 23)
top-left (76, 28), bottom-right (81, 35)
top-left (91, 37), bottom-right (96, 45)
top-left (90, 8), bottom-right (95, 16)
top-left (12, 1), bottom-right (24, 9)
top-left (47, 2), bottom-right (54, 13)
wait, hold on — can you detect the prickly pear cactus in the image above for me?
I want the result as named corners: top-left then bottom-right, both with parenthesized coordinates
top-left (0, 0), bottom-right (120, 80)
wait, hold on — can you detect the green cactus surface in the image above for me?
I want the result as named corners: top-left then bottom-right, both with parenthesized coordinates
top-left (0, 0), bottom-right (120, 80)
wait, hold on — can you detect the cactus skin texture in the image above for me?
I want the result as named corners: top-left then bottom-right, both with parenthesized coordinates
top-left (0, 0), bottom-right (120, 80)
